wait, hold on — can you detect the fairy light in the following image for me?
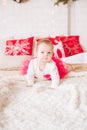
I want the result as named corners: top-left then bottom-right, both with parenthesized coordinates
top-left (2, 0), bottom-right (7, 5)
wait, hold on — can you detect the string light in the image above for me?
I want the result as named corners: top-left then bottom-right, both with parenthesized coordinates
top-left (2, 0), bottom-right (7, 5)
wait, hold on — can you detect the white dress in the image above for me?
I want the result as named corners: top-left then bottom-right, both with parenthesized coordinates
top-left (26, 58), bottom-right (60, 88)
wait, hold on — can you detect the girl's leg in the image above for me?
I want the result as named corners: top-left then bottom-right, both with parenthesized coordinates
top-left (69, 63), bottom-right (87, 72)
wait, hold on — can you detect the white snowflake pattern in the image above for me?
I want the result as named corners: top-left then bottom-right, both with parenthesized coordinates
top-left (5, 40), bottom-right (31, 55)
top-left (54, 39), bottom-right (65, 58)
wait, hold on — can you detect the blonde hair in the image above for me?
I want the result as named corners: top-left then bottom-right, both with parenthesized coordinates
top-left (36, 38), bottom-right (54, 51)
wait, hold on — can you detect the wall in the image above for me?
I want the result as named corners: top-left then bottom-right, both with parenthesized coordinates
top-left (70, 0), bottom-right (87, 50)
top-left (0, 0), bottom-right (87, 50)
top-left (0, 0), bottom-right (68, 38)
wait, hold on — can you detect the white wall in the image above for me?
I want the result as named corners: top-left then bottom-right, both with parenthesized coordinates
top-left (0, 0), bottom-right (68, 38)
top-left (0, 0), bottom-right (87, 50)
top-left (70, 0), bottom-right (87, 50)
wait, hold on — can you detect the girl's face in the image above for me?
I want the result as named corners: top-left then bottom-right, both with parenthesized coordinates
top-left (36, 43), bottom-right (53, 63)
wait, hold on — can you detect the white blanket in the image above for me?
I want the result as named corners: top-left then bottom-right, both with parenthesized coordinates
top-left (0, 73), bottom-right (87, 130)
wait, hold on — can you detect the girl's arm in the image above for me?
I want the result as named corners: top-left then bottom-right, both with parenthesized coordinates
top-left (26, 60), bottom-right (35, 86)
top-left (50, 64), bottom-right (60, 89)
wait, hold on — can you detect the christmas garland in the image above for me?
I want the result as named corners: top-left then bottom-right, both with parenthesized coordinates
top-left (54, 0), bottom-right (78, 6)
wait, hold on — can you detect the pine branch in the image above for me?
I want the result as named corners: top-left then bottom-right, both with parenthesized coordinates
top-left (54, 0), bottom-right (78, 6)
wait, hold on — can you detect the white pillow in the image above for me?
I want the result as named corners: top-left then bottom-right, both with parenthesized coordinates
top-left (61, 53), bottom-right (87, 64)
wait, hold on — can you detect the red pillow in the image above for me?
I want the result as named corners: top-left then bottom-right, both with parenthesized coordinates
top-left (49, 37), bottom-right (65, 58)
top-left (55, 35), bottom-right (84, 57)
top-left (36, 37), bottom-right (65, 58)
top-left (5, 37), bottom-right (34, 56)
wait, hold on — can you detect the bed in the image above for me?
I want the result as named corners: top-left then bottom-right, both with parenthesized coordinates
top-left (0, 59), bottom-right (87, 130)
top-left (0, 36), bottom-right (87, 130)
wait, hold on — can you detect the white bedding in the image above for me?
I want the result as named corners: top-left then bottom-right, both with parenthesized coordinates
top-left (0, 71), bottom-right (87, 130)
top-left (61, 52), bottom-right (87, 64)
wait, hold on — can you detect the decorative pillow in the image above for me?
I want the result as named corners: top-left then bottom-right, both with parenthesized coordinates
top-left (61, 52), bottom-right (87, 64)
top-left (35, 37), bottom-right (65, 58)
top-left (49, 37), bottom-right (65, 58)
top-left (0, 36), bottom-right (14, 56)
top-left (0, 37), bottom-right (34, 72)
top-left (4, 37), bottom-right (34, 56)
top-left (55, 35), bottom-right (84, 57)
